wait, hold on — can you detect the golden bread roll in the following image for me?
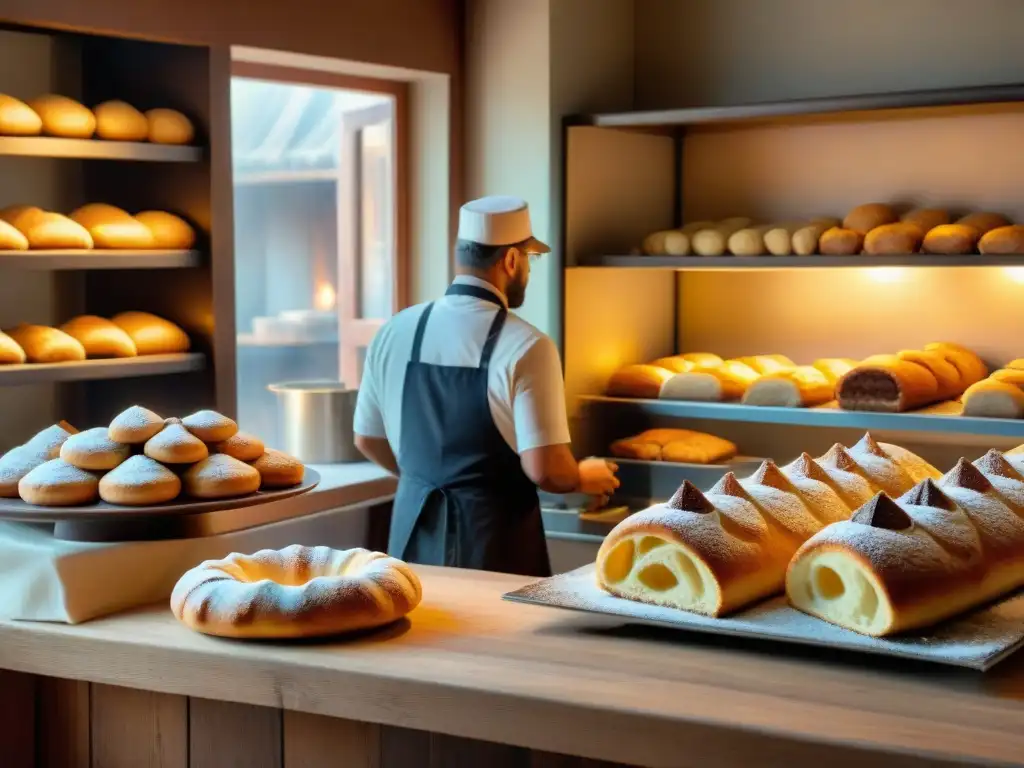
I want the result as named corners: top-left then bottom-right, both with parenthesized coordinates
top-left (0, 205), bottom-right (44, 231)
top-left (60, 315), bottom-right (137, 358)
top-left (144, 423), bottom-right (209, 464)
top-left (27, 95), bottom-right (96, 139)
top-left (0, 421), bottom-right (77, 497)
top-left (93, 100), bottom-right (148, 142)
top-left (0, 331), bottom-right (26, 364)
top-left (0, 219), bottom-right (29, 251)
top-left (900, 208), bottom-right (949, 234)
top-left (761, 221), bottom-right (804, 256)
top-left (978, 225), bottom-right (1024, 255)
top-left (843, 203), bottom-right (897, 235)
top-left (727, 225), bottom-right (773, 256)
top-left (213, 432), bottom-right (266, 462)
top-left (183, 454), bottom-right (261, 499)
top-left (818, 227), bottom-right (863, 255)
top-left (18, 458), bottom-right (99, 506)
top-left (2, 206), bottom-right (94, 250)
top-left (787, 457), bottom-right (1024, 636)
top-left (837, 355), bottom-right (940, 412)
top-left (641, 230), bottom-right (690, 256)
top-left (597, 435), bottom-right (938, 617)
top-left (961, 378), bottom-right (1024, 418)
top-left (957, 212), bottom-right (1010, 235)
top-left (1007, 359), bottom-right (1024, 371)
top-left (679, 352), bottom-right (723, 366)
top-left (660, 360), bottom-right (760, 402)
top-left (111, 311), bottom-right (190, 355)
top-left (0, 94), bottom-right (42, 135)
top-left (924, 342), bottom-right (987, 387)
top-left (863, 222), bottom-right (923, 255)
top-left (59, 427), bottom-right (131, 471)
top-left (679, 221), bottom-right (715, 236)
top-left (171, 545), bottom-right (423, 639)
top-left (921, 224), bottom-right (980, 255)
top-left (691, 218), bottom-right (753, 257)
top-left (610, 428), bottom-right (737, 465)
top-left (134, 211), bottom-right (196, 250)
top-left (109, 405), bottom-right (165, 444)
top-left (145, 108), bottom-right (195, 145)
top-left (251, 449), bottom-right (305, 488)
top-left (606, 364), bottom-right (674, 399)
top-left (896, 349), bottom-right (962, 400)
top-left (812, 358), bottom-right (858, 384)
top-left (734, 354), bottom-right (794, 375)
top-left (69, 203), bottom-right (155, 249)
top-left (649, 356), bottom-right (694, 374)
top-left (5, 324), bottom-right (86, 363)
top-left (991, 368), bottom-right (1024, 386)
top-left (99, 455), bottom-right (182, 506)
top-left (790, 218), bottom-right (841, 256)
top-left (741, 366), bottom-right (835, 408)
top-left (182, 409), bottom-right (238, 443)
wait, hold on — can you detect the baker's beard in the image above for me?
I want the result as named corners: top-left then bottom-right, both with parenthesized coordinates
top-left (506, 270), bottom-right (528, 308)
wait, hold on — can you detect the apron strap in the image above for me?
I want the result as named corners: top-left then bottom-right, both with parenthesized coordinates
top-left (479, 308), bottom-right (508, 370)
top-left (445, 282), bottom-right (506, 306)
top-left (410, 302), bottom-right (435, 363)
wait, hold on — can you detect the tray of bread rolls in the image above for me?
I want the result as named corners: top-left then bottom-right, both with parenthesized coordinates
top-left (0, 405), bottom-right (319, 541)
top-left (506, 434), bottom-right (1024, 670)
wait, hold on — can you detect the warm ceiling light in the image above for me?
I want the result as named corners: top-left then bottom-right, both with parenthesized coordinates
top-left (314, 282), bottom-right (337, 311)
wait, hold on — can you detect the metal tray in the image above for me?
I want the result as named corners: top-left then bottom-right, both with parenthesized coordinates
top-left (504, 564), bottom-right (1024, 671)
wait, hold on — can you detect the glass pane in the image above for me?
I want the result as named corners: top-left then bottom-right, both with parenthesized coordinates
top-left (359, 118), bottom-right (394, 320)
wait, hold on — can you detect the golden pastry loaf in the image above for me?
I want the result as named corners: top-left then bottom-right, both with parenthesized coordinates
top-left (610, 428), bottom-right (737, 465)
top-left (787, 452), bottom-right (1024, 636)
top-left (606, 364), bottom-right (674, 399)
top-left (863, 223), bottom-right (923, 255)
top-left (134, 211), bottom-right (196, 249)
top-left (1, 206), bottom-right (93, 249)
top-left (5, 324), bottom-right (86, 363)
top-left (0, 94), bottom-right (43, 135)
top-left (146, 108), bottom-right (194, 145)
top-left (60, 315), bottom-right (137, 358)
top-left (741, 365), bottom-right (835, 408)
top-left (93, 100), bottom-right (148, 142)
top-left (819, 227), bottom-right (863, 255)
top-left (27, 95), bottom-right (95, 138)
top-left (660, 360), bottom-right (760, 402)
top-left (649, 356), bottom-right (694, 374)
top-left (922, 224), bottom-right (979, 255)
top-left (957, 212), bottom-right (1010, 234)
top-left (69, 203), bottom-right (155, 249)
top-left (0, 330), bottom-right (26, 364)
top-left (961, 378), bottom-right (1024, 419)
top-left (596, 434), bottom-right (938, 617)
top-left (843, 203), bottom-right (897, 235)
top-left (900, 208), bottom-right (949, 234)
top-left (979, 225), bottom-right (1024, 255)
top-left (171, 545), bottom-right (422, 639)
top-left (111, 312), bottom-right (190, 355)
top-left (0, 220), bottom-right (29, 251)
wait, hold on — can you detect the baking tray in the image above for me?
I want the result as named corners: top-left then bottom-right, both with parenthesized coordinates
top-left (0, 468), bottom-right (320, 542)
top-left (503, 564), bottom-right (1024, 671)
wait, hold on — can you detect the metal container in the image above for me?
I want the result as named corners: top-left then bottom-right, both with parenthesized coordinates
top-left (267, 380), bottom-right (362, 464)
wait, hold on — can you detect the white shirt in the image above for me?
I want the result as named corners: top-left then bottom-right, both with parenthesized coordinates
top-left (354, 276), bottom-right (571, 455)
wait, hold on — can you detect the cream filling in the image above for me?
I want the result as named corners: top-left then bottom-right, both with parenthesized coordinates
top-left (788, 551), bottom-right (892, 635)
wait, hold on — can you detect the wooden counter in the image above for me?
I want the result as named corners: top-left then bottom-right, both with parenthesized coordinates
top-left (1, 566), bottom-right (1023, 768)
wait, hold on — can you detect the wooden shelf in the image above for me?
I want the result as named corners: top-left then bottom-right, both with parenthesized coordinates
top-left (575, 253), bottom-right (1024, 270)
top-left (0, 353), bottom-right (205, 386)
top-left (579, 395), bottom-right (1024, 439)
top-left (0, 250), bottom-right (201, 270)
top-left (566, 82), bottom-right (1024, 129)
top-left (0, 136), bottom-right (202, 162)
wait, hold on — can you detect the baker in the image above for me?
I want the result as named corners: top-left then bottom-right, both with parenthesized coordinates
top-left (353, 195), bottom-right (619, 576)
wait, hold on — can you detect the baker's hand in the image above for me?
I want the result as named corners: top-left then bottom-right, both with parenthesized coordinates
top-left (578, 457), bottom-right (620, 509)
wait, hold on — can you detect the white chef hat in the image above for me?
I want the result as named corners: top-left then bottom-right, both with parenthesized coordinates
top-left (457, 195), bottom-right (551, 254)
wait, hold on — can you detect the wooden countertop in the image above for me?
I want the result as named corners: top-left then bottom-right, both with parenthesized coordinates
top-left (1, 566), bottom-right (1024, 767)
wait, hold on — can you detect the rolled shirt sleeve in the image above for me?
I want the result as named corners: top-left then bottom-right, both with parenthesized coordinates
top-left (353, 340), bottom-right (387, 438)
top-left (511, 336), bottom-right (572, 452)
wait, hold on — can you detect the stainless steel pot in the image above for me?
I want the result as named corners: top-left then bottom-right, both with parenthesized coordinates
top-left (267, 380), bottom-right (362, 464)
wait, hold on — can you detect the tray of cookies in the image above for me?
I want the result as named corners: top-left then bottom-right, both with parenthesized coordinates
top-left (0, 405), bottom-right (320, 539)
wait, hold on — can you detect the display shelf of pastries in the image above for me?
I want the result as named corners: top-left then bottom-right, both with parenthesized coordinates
top-left (0, 249), bottom-right (200, 270)
top-left (0, 352), bottom-right (204, 386)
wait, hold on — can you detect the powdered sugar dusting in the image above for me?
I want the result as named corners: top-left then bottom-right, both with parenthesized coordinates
top-left (110, 405), bottom-right (163, 432)
top-left (188, 454), bottom-right (259, 482)
top-left (61, 427), bottom-right (126, 456)
top-left (102, 454), bottom-right (178, 485)
top-left (183, 409), bottom-right (237, 432)
top-left (20, 458), bottom-right (96, 487)
top-left (0, 445), bottom-right (47, 490)
top-left (505, 564), bottom-right (1024, 669)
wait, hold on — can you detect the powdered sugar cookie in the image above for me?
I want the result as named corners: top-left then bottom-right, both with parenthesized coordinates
top-left (60, 427), bottom-right (130, 470)
top-left (251, 449), bottom-right (304, 488)
top-left (183, 454), bottom-right (260, 499)
top-left (19, 458), bottom-right (99, 506)
top-left (109, 405), bottom-right (164, 444)
top-left (144, 423), bottom-right (208, 464)
top-left (182, 409), bottom-right (237, 443)
top-left (212, 432), bottom-right (265, 462)
top-left (99, 455), bottom-right (182, 505)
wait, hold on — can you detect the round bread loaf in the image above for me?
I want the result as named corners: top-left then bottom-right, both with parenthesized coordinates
top-left (170, 545), bottom-right (423, 639)
top-left (19, 458), bottom-right (99, 506)
top-left (863, 223), bottom-right (923, 255)
top-left (0, 94), bottom-right (42, 136)
top-left (182, 409), bottom-right (238, 443)
top-left (922, 224), bottom-right (979, 255)
top-left (0, 330), bottom-right (26, 364)
top-left (957, 212), bottom-right (1010, 235)
top-left (5, 324), bottom-right (86, 363)
top-left (251, 449), bottom-right (305, 488)
top-left (145, 108), bottom-right (194, 145)
top-left (109, 405), bottom-right (165, 444)
top-left (144, 423), bottom-right (209, 464)
top-left (899, 208), bottom-right (949, 235)
top-left (93, 100), bottom-right (149, 142)
top-left (69, 203), bottom-right (155, 249)
top-left (27, 95), bottom-right (96, 139)
top-left (0, 219), bottom-right (29, 251)
top-left (60, 315), bottom-right (137, 358)
top-left (843, 203), bottom-right (897, 235)
top-left (134, 211), bottom-right (196, 250)
top-left (60, 427), bottom-right (131, 471)
top-left (212, 432), bottom-right (265, 462)
top-left (979, 225), bottom-right (1024, 255)
top-left (183, 454), bottom-right (261, 499)
top-left (99, 455), bottom-right (182, 505)
top-left (110, 311), bottom-right (190, 355)
top-left (819, 227), bottom-right (864, 255)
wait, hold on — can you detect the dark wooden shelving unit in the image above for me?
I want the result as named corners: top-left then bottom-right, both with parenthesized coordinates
top-left (575, 253), bottom-right (1024, 269)
top-left (0, 135), bottom-right (201, 162)
top-left (0, 249), bottom-right (201, 270)
top-left (0, 353), bottom-right (204, 386)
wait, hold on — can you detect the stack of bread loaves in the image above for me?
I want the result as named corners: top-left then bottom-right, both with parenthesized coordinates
top-left (641, 218), bottom-right (842, 257)
top-left (0, 312), bottom-right (190, 365)
top-left (0, 92), bottom-right (194, 144)
top-left (596, 433), bottom-right (939, 618)
top-left (0, 405), bottom-right (305, 507)
top-left (0, 203), bottom-right (195, 251)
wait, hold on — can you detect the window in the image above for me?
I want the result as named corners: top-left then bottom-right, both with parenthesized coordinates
top-left (230, 64), bottom-right (406, 448)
